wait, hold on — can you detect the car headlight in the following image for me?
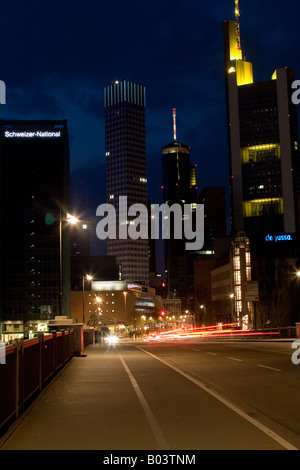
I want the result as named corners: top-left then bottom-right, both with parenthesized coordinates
top-left (106, 336), bottom-right (118, 344)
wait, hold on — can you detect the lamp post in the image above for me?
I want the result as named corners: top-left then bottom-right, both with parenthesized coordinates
top-left (200, 304), bottom-right (206, 325)
top-left (229, 293), bottom-right (235, 323)
top-left (82, 274), bottom-right (93, 324)
top-left (59, 211), bottom-right (79, 316)
top-left (123, 291), bottom-right (127, 317)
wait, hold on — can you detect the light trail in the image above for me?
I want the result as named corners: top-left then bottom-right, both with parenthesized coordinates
top-left (147, 323), bottom-right (279, 342)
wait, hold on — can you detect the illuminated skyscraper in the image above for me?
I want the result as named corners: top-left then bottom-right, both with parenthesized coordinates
top-left (223, 1), bottom-right (300, 251)
top-left (0, 120), bottom-right (71, 337)
top-left (161, 109), bottom-right (198, 304)
top-left (104, 80), bottom-right (149, 285)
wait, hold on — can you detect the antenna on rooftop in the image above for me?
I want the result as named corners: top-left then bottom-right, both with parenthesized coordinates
top-left (235, 0), bottom-right (241, 51)
top-left (172, 108), bottom-right (177, 142)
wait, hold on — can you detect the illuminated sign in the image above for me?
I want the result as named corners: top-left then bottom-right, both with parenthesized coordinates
top-left (127, 283), bottom-right (142, 291)
top-left (92, 280), bottom-right (127, 291)
top-left (4, 131), bottom-right (61, 138)
top-left (265, 234), bottom-right (293, 242)
top-left (245, 281), bottom-right (259, 302)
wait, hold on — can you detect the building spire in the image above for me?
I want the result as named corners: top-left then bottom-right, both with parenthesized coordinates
top-left (172, 108), bottom-right (177, 141)
top-left (234, 0), bottom-right (241, 51)
top-left (235, 0), bottom-right (240, 20)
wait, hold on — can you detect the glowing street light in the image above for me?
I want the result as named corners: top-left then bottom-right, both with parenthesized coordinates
top-left (66, 213), bottom-right (79, 224)
top-left (123, 291), bottom-right (127, 318)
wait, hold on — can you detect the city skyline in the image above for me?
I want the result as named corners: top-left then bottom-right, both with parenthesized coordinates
top-left (0, 1), bottom-right (299, 223)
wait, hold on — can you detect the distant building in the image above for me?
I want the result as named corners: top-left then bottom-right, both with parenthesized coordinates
top-left (0, 120), bottom-right (70, 340)
top-left (104, 80), bottom-right (149, 285)
top-left (70, 280), bottom-right (160, 331)
top-left (162, 298), bottom-right (181, 317)
top-left (198, 187), bottom-right (227, 256)
top-left (211, 231), bottom-right (254, 328)
top-left (161, 109), bottom-right (198, 309)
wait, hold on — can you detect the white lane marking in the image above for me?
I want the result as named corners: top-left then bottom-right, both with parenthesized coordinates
top-left (258, 364), bottom-right (281, 372)
top-left (227, 356), bottom-right (243, 362)
top-left (117, 351), bottom-right (170, 450)
top-left (207, 352), bottom-right (218, 356)
top-left (137, 347), bottom-right (298, 451)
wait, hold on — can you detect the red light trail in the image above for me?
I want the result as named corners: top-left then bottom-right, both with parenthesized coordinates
top-left (147, 323), bottom-right (279, 342)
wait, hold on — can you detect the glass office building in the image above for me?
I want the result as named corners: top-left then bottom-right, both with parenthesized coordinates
top-left (0, 120), bottom-right (71, 336)
top-left (104, 80), bottom-right (149, 285)
top-left (223, 16), bottom-right (300, 250)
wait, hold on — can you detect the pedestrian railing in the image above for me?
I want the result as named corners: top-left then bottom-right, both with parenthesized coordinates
top-left (0, 330), bottom-right (74, 434)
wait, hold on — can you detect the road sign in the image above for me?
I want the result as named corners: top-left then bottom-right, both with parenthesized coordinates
top-left (245, 281), bottom-right (259, 301)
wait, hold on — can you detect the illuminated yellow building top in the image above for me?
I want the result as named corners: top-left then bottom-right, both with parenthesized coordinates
top-left (227, 20), bottom-right (243, 61)
top-left (235, 59), bottom-right (253, 86)
top-left (225, 2), bottom-right (254, 87)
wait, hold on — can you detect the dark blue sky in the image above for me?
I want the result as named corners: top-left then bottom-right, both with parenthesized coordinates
top-left (1, 0), bottom-right (299, 224)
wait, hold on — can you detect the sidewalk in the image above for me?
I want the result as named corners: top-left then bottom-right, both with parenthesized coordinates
top-left (0, 343), bottom-right (158, 450)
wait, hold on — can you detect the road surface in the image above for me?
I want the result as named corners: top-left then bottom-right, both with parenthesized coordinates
top-left (1, 338), bottom-right (299, 451)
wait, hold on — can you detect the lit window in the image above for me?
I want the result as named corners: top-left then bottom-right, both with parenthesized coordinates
top-left (243, 198), bottom-right (283, 217)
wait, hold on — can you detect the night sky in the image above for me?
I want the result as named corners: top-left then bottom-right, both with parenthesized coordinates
top-left (1, 0), bottom-right (299, 250)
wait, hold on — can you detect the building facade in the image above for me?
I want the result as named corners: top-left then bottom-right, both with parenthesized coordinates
top-left (104, 80), bottom-right (149, 285)
top-left (223, 6), bottom-right (300, 252)
top-left (0, 120), bottom-right (70, 340)
top-left (71, 280), bottom-right (160, 332)
top-left (222, 2), bottom-right (300, 328)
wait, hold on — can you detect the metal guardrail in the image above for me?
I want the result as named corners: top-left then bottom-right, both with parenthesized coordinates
top-left (0, 330), bottom-right (75, 433)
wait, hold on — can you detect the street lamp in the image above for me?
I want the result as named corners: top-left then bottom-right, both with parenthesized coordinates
top-left (82, 274), bottom-right (93, 324)
top-left (59, 211), bottom-right (79, 316)
top-left (123, 291), bottom-right (127, 319)
top-left (200, 304), bottom-right (206, 325)
top-left (95, 296), bottom-right (103, 317)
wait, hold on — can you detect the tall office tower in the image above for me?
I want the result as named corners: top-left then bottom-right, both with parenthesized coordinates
top-left (223, 1), bottom-right (300, 252)
top-left (161, 109), bottom-right (198, 304)
top-left (0, 120), bottom-right (71, 334)
top-left (104, 80), bottom-right (149, 285)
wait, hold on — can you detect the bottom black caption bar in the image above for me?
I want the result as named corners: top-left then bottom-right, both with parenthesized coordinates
top-left (2, 451), bottom-right (201, 465)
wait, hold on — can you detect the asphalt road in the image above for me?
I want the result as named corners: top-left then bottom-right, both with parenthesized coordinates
top-left (1, 338), bottom-right (300, 451)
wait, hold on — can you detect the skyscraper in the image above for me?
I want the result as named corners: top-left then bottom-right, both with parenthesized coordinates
top-left (0, 120), bottom-right (71, 337)
top-left (223, 2), bottom-right (300, 328)
top-left (161, 109), bottom-right (198, 304)
top-left (223, 1), bottom-right (300, 251)
top-left (104, 80), bottom-right (149, 285)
